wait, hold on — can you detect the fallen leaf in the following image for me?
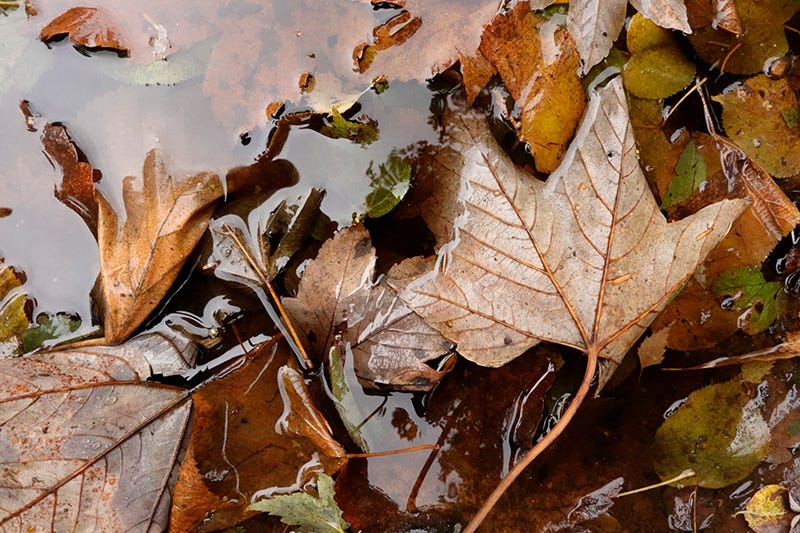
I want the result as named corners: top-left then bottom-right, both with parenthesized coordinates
top-left (686, 0), bottom-right (795, 74)
top-left (42, 122), bottom-right (100, 235)
top-left (479, 1), bottom-right (586, 173)
top-left (740, 485), bottom-right (792, 532)
top-left (0, 260), bottom-right (27, 354)
top-left (712, 0), bottom-right (742, 34)
top-left (630, 0), bottom-right (692, 33)
top-left (249, 473), bottom-right (349, 533)
top-left (568, 0), bottom-right (627, 74)
top-left (715, 75), bottom-right (800, 178)
top-left (397, 78), bottom-right (746, 388)
top-left (712, 266), bottom-right (785, 335)
top-left (169, 340), bottom-right (346, 532)
top-left (283, 224), bottom-right (454, 391)
top-left (97, 149), bottom-right (223, 344)
top-left (40, 7), bottom-right (129, 57)
top-left (542, 477), bottom-right (624, 531)
top-left (660, 140), bottom-right (707, 209)
top-left (0, 335), bottom-right (192, 531)
top-left (638, 325), bottom-right (670, 369)
top-left (654, 373), bottom-right (770, 488)
top-left (365, 150), bottom-right (412, 218)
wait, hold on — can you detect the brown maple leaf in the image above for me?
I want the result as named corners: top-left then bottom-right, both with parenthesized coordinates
top-left (395, 77), bottom-right (746, 530)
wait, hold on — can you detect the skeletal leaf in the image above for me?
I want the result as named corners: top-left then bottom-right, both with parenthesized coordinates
top-left (397, 78), bottom-right (746, 387)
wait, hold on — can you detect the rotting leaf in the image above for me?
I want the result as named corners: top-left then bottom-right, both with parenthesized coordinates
top-left (97, 150), bottom-right (223, 344)
top-left (686, 0), bottom-right (796, 74)
top-left (40, 7), bottom-right (129, 57)
top-left (397, 78), bottom-right (745, 388)
top-left (712, 266), bottom-right (785, 335)
top-left (42, 122), bottom-right (100, 235)
top-left (0, 335), bottom-right (192, 531)
top-left (479, 1), bottom-right (586, 173)
top-left (653, 374), bottom-right (770, 488)
top-left (365, 149), bottom-right (411, 218)
top-left (715, 75), bottom-right (800, 178)
top-left (319, 107), bottom-right (379, 147)
top-left (169, 340), bottom-right (346, 532)
top-left (248, 473), bottom-right (349, 533)
top-left (660, 140), bottom-right (707, 209)
top-left (283, 224), bottom-right (454, 391)
top-left (739, 485), bottom-right (792, 532)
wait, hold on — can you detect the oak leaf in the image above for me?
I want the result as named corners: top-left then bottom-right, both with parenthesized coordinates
top-left (0, 334), bottom-right (192, 531)
top-left (396, 78), bottom-right (746, 387)
top-left (97, 150), bottom-right (223, 343)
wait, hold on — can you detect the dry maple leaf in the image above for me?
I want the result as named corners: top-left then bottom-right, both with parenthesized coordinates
top-left (0, 334), bottom-right (191, 531)
top-left (396, 78), bottom-right (746, 530)
top-left (98, 150), bottom-right (223, 343)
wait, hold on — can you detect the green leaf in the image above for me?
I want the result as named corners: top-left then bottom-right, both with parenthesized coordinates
top-left (319, 107), bottom-right (379, 147)
top-left (20, 313), bottom-right (82, 352)
top-left (365, 150), bottom-right (411, 218)
top-left (712, 267), bottom-right (785, 334)
top-left (248, 473), bottom-right (349, 533)
top-left (327, 345), bottom-right (370, 453)
top-left (654, 377), bottom-right (769, 488)
top-left (104, 36), bottom-right (216, 86)
top-left (660, 141), bottom-right (707, 209)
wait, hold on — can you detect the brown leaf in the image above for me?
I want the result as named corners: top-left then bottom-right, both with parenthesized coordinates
top-left (98, 150), bottom-right (223, 343)
top-left (629, 0), bottom-right (691, 33)
top-left (638, 325), bottom-right (670, 369)
top-left (396, 78), bottom-right (746, 387)
top-left (40, 7), bottom-right (129, 57)
top-left (0, 335), bottom-right (191, 531)
top-left (169, 340), bottom-right (346, 532)
top-left (479, 2), bottom-right (586, 173)
top-left (283, 225), bottom-right (454, 391)
top-left (41, 122), bottom-right (100, 236)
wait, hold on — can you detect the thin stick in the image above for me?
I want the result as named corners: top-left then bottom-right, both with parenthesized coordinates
top-left (462, 349), bottom-right (598, 533)
top-left (719, 42), bottom-right (742, 74)
top-left (0, 2), bottom-right (20, 7)
top-left (616, 469), bottom-right (696, 497)
top-left (346, 443), bottom-right (438, 459)
top-left (663, 78), bottom-right (707, 124)
top-left (220, 225), bottom-right (312, 368)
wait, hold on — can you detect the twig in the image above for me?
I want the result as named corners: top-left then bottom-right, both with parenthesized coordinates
top-left (346, 443), bottom-right (438, 459)
top-left (462, 349), bottom-right (598, 533)
top-left (0, 2), bottom-right (20, 8)
top-left (616, 469), bottom-right (696, 497)
top-left (220, 224), bottom-right (312, 368)
top-left (663, 78), bottom-right (707, 124)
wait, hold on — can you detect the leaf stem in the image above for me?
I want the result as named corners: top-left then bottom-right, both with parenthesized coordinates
top-left (462, 349), bottom-right (598, 533)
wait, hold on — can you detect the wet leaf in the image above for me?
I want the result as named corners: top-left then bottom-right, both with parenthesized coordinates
top-left (365, 150), bottom-right (412, 218)
top-left (319, 107), bottom-right (379, 147)
top-left (623, 14), bottom-right (695, 100)
top-left (249, 473), bottom-right (349, 533)
top-left (638, 325), bottom-right (670, 369)
top-left (660, 140), bottom-right (708, 209)
top-left (542, 477), bottom-right (623, 531)
top-left (0, 260), bottom-right (27, 354)
top-left (169, 340), bottom-right (346, 532)
top-left (397, 78), bottom-right (746, 387)
top-left (479, 2), bottom-right (585, 172)
top-left (98, 150), bottom-right (223, 343)
top-left (687, 0), bottom-right (796, 74)
top-left (42, 123), bottom-right (100, 235)
top-left (283, 225), bottom-right (454, 391)
top-left (712, 266), bottom-right (785, 335)
top-left (715, 75), bottom-right (800, 178)
top-left (40, 7), bottom-right (129, 57)
top-left (653, 375), bottom-right (770, 488)
top-left (0, 335), bottom-right (192, 530)
top-left (105, 35), bottom-right (216, 86)
top-left (19, 312), bottom-right (82, 353)
top-left (740, 485), bottom-right (791, 532)
top-left (568, 0), bottom-right (627, 74)
top-left (210, 189), bottom-right (324, 284)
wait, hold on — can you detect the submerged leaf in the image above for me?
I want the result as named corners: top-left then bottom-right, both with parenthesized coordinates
top-left (715, 75), bottom-right (800, 178)
top-left (0, 335), bottom-right (191, 530)
top-left (397, 78), bottom-right (746, 387)
top-left (365, 150), bottom-right (411, 218)
top-left (249, 473), bottom-right (349, 533)
top-left (654, 376), bottom-right (770, 488)
top-left (712, 266), bottom-right (785, 335)
top-left (283, 225), bottom-right (454, 391)
top-left (319, 107), bottom-right (379, 147)
top-left (97, 150), bottom-right (223, 343)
